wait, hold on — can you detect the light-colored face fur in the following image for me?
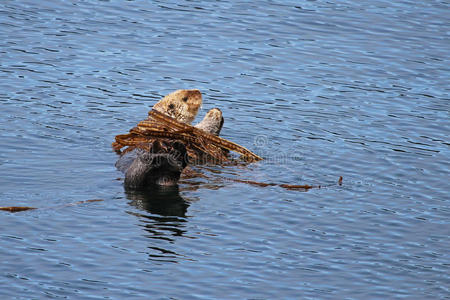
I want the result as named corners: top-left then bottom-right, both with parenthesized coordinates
top-left (194, 108), bottom-right (224, 136)
top-left (152, 89), bottom-right (202, 124)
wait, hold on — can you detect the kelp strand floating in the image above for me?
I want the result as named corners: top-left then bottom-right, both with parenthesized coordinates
top-left (113, 109), bottom-right (262, 162)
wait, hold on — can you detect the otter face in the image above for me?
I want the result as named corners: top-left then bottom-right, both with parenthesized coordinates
top-left (152, 89), bottom-right (202, 124)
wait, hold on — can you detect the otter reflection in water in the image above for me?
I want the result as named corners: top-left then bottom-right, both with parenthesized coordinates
top-left (125, 185), bottom-right (189, 217)
top-left (125, 185), bottom-right (190, 263)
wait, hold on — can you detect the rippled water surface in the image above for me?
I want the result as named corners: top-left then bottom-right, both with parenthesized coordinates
top-left (1, 1), bottom-right (449, 299)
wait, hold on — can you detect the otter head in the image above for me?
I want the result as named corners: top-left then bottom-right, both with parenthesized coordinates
top-left (152, 89), bottom-right (202, 124)
top-left (194, 108), bottom-right (224, 136)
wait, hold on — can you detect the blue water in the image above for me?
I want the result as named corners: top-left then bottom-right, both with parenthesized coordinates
top-left (1, 0), bottom-right (449, 299)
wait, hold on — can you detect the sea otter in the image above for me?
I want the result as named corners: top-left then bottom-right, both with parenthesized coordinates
top-left (116, 89), bottom-right (224, 189)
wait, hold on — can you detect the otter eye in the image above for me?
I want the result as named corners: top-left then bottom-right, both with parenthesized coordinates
top-left (182, 97), bottom-right (188, 102)
top-left (168, 103), bottom-right (175, 109)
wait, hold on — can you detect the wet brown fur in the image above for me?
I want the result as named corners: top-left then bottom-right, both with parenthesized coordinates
top-left (152, 89), bottom-right (202, 124)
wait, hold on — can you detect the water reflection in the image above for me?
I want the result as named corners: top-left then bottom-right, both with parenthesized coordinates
top-left (125, 186), bottom-right (190, 262)
top-left (125, 186), bottom-right (189, 217)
